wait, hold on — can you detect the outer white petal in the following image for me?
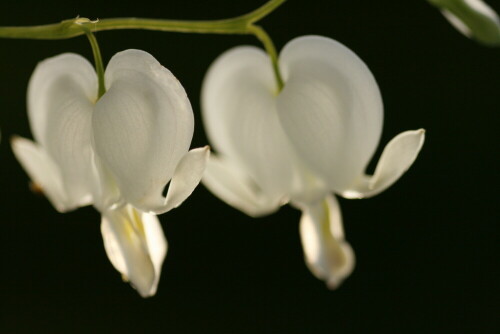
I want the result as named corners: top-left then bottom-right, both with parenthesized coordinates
top-left (93, 50), bottom-right (194, 212)
top-left (277, 36), bottom-right (384, 192)
top-left (342, 129), bottom-right (425, 199)
top-left (28, 53), bottom-right (98, 205)
top-left (28, 53), bottom-right (97, 144)
top-left (299, 195), bottom-right (355, 289)
top-left (101, 204), bottom-right (167, 297)
top-left (11, 136), bottom-right (88, 212)
top-left (202, 46), bottom-right (296, 199)
top-left (202, 154), bottom-right (283, 217)
top-left (155, 146), bottom-right (210, 214)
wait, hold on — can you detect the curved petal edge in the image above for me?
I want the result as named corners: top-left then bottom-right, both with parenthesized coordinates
top-left (101, 204), bottom-right (167, 298)
top-left (11, 136), bottom-right (89, 212)
top-left (342, 129), bottom-right (425, 199)
top-left (151, 146), bottom-right (210, 214)
top-left (202, 154), bottom-right (283, 217)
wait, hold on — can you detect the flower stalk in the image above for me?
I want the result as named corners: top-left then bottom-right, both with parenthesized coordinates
top-left (0, 0), bottom-right (287, 90)
top-left (248, 25), bottom-right (284, 92)
top-left (80, 21), bottom-right (106, 99)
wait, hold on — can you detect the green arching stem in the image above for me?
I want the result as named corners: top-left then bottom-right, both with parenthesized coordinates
top-left (0, 0), bottom-right (286, 91)
top-left (248, 25), bottom-right (284, 92)
top-left (236, 0), bottom-right (286, 25)
top-left (82, 27), bottom-right (106, 99)
top-left (0, 0), bottom-right (286, 38)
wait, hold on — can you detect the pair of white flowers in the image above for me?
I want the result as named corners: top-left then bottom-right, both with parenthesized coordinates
top-left (12, 35), bottom-right (424, 296)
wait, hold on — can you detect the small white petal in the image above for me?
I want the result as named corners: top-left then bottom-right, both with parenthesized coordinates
top-left (11, 136), bottom-right (89, 212)
top-left (202, 154), bottom-right (283, 217)
top-left (141, 209), bottom-right (168, 295)
top-left (464, 0), bottom-right (499, 20)
top-left (93, 50), bottom-right (194, 211)
top-left (27, 53), bottom-right (97, 205)
top-left (202, 46), bottom-right (296, 199)
top-left (342, 129), bottom-right (425, 199)
top-left (277, 36), bottom-right (384, 192)
top-left (440, 0), bottom-right (500, 44)
top-left (101, 204), bottom-right (167, 297)
top-left (101, 214), bottom-right (128, 277)
top-left (442, 9), bottom-right (474, 37)
top-left (153, 146), bottom-right (210, 214)
top-left (299, 195), bottom-right (355, 289)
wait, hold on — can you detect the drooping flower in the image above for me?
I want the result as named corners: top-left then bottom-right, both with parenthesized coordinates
top-left (201, 35), bottom-right (425, 288)
top-left (12, 50), bottom-right (209, 297)
top-left (428, 0), bottom-right (500, 46)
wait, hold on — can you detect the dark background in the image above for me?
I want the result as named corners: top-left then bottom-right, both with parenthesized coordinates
top-left (0, 0), bottom-right (498, 333)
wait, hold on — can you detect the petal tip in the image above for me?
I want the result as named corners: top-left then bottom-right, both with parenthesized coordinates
top-left (149, 146), bottom-right (210, 214)
top-left (10, 134), bottom-right (21, 143)
top-left (10, 135), bottom-right (28, 148)
top-left (200, 145), bottom-right (211, 157)
top-left (407, 128), bottom-right (426, 152)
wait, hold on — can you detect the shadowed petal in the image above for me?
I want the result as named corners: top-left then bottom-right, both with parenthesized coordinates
top-left (11, 136), bottom-right (91, 212)
top-left (202, 154), bottom-right (283, 217)
top-left (202, 46), bottom-right (296, 199)
top-left (342, 129), bottom-right (425, 199)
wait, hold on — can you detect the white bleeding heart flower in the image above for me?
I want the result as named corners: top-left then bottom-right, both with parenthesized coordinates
top-left (12, 49), bottom-right (209, 297)
top-left (201, 35), bottom-right (425, 288)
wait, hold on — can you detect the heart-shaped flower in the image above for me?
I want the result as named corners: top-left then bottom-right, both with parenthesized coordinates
top-left (12, 49), bottom-right (209, 296)
top-left (201, 35), bottom-right (424, 287)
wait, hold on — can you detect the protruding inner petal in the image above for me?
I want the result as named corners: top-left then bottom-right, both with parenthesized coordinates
top-left (202, 154), bottom-right (284, 217)
top-left (277, 36), bottom-right (384, 192)
top-left (28, 53), bottom-right (97, 205)
top-left (151, 146), bottom-right (210, 214)
top-left (11, 136), bottom-right (90, 212)
top-left (93, 50), bottom-right (194, 211)
top-left (342, 129), bottom-right (425, 199)
top-left (202, 46), bottom-right (296, 199)
top-left (101, 204), bottom-right (167, 298)
top-left (299, 195), bottom-right (355, 289)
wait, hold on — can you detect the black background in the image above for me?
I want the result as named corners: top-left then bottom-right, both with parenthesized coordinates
top-left (0, 0), bottom-right (498, 333)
